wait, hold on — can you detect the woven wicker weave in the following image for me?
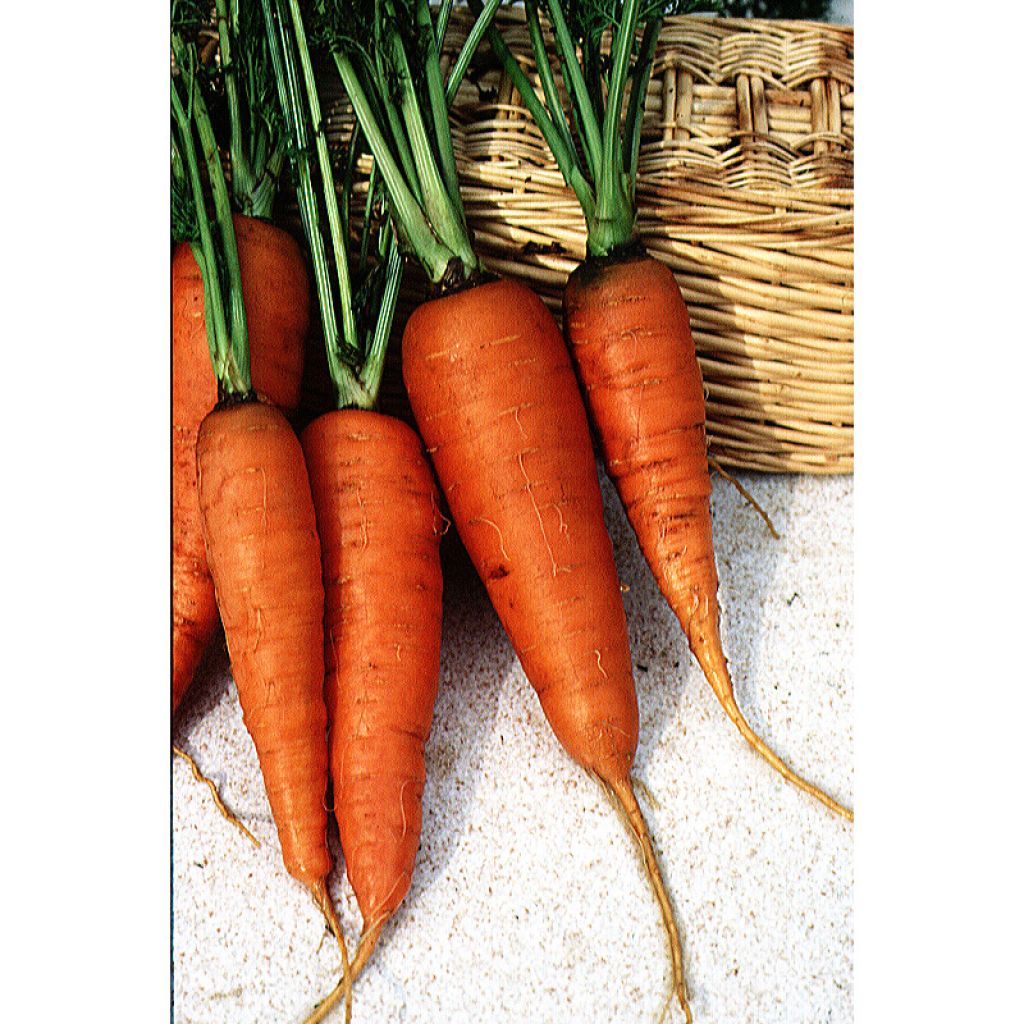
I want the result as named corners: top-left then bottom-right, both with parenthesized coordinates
top-left (296, 10), bottom-right (854, 474)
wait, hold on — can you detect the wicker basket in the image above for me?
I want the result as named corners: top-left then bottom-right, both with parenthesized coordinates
top-left (297, 10), bottom-right (854, 474)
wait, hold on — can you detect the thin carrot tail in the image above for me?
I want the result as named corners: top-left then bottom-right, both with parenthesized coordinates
top-left (304, 881), bottom-right (354, 1024)
top-left (605, 776), bottom-right (692, 1024)
top-left (690, 633), bottom-right (854, 823)
top-left (707, 456), bottom-right (779, 540)
top-left (299, 916), bottom-right (385, 1024)
top-left (172, 745), bottom-right (260, 847)
top-left (350, 919), bottom-right (384, 983)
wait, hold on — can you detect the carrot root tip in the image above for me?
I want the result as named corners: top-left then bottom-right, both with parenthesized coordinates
top-left (707, 455), bottom-right (779, 539)
top-left (718, 696), bottom-right (854, 822)
top-left (604, 776), bottom-right (691, 1020)
top-left (172, 745), bottom-right (259, 848)
top-left (302, 881), bottom-right (354, 1024)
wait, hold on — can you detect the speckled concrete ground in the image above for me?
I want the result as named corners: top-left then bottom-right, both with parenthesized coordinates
top-left (172, 469), bottom-right (853, 1024)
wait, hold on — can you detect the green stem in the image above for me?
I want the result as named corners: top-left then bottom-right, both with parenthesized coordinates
top-left (545, 0), bottom-right (602, 182)
top-left (265, 0), bottom-right (368, 408)
top-left (387, 9), bottom-right (474, 271)
top-left (334, 51), bottom-right (456, 284)
top-left (192, 88), bottom-right (250, 393)
top-left (587, 0), bottom-right (641, 256)
top-left (287, 0), bottom-right (358, 353)
top-left (603, 0), bottom-right (640, 183)
top-left (360, 158), bottom-right (381, 274)
top-left (445, 0), bottom-right (502, 107)
top-left (582, 30), bottom-right (605, 130)
top-left (215, 0), bottom-right (255, 210)
top-left (253, 140), bottom-right (286, 219)
top-left (358, 227), bottom-right (403, 406)
top-left (373, 3), bottom-right (424, 207)
top-left (625, 16), bottom-right (661, 193)
top-left (172, 35), bottom-right (251, 394)
top-left (416, 0), bottom-right (467, 224)
top-left (474, 1), bottom-right (594, 221)
top-left (171, 76), bottom-right (230, 381)
top-left (434, 0), bottom-right (454, 44)
top-left (523, 0), bottom-right (574, 155)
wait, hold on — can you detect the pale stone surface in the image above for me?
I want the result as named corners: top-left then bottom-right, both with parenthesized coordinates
top-left (172, 470), bottom-right (853, 1024)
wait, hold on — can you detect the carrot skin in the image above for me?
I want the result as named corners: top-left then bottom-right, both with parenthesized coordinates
top-left (301, 410), bottom-right (444, 930)
top-left (197, 399), bottom-right (330, 887)
top-left (564, 256), bottom-right (715, 647)
top-left (564, 254), bottom-right (852, 821)
top-left (401, 277), bottom-right (693, 1013)
top-left (402, 278), bottom-right (638, 783)
top-left (172, 216), bottom-right (309, 713)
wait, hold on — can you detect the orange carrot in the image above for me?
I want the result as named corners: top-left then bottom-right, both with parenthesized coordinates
top-left (256, 5), bottom-right (452, 1017)
top-left (173, 15), bottom-right (351, 1016)
top-left (564, 254), bottom-right (853, 822)
top-left (172, 217), bottom-right (308, 715)
top-left (196, 397), bottom-right (337, 919)
top-left (402, 276), bottom-right (694, 1020)
top-left (301, 411), bottom-right (444, 983)
top-left (478, 1), bottom-right (851, 825)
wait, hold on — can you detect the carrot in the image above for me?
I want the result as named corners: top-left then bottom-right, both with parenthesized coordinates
top-left (480, 0), bottom-right (853, 824)
top-left (170, 0), bottom-right (307, 717)
top-left (564, 256), bottom-right (853, 821)
top-left (403, 275), bottom-right (692, 1018)
top-left (172, 216), bottom-right (307, 715)
top-left (302, 411), bottom-right (443, 978)
top-left (260, 6), bottom-right (444, 1019)
top-left (172, 11), bottom-right (350, 1014)
top-left (309, 0), bottom-right (690, 1016)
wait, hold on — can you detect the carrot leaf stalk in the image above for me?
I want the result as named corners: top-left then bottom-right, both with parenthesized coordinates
top-left (308, 0), bottom-right (503, 291)
top-left (214, 0), bottom-right (288, 217)
top-left (261, 0), bottom-right (403, 411)
top-left (171, 16), bottom-right (250, 397)
top-left (471, 0), bottom-right (714, 257)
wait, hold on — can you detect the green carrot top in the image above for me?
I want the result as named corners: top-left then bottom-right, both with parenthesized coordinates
top-left (307, 0), bottom-right (503, 292)
top-left (260, 0), bottom-right (405, 410)
top-left (477, 0), bottom-right (716, 259)
top-left (172, 2), bottom-right (251, 396)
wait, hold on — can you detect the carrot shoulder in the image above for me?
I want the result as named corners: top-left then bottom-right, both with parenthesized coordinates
top-left (564, 254), bottom-right (852, 822)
